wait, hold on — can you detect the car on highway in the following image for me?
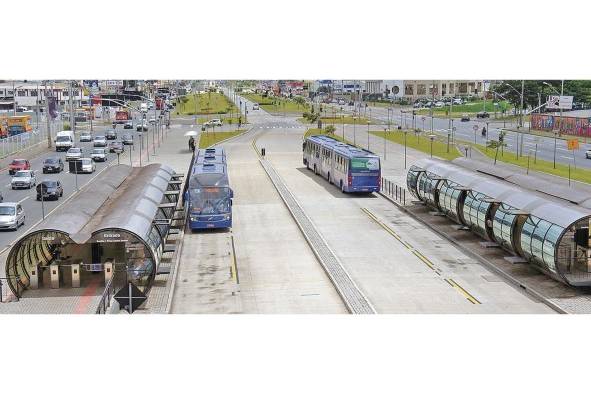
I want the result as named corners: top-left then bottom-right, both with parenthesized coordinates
top-left (148, 117), bottom-right (156, 124)
top-left (108, 141), bottom-right (124, 153)
top-left (8, 159), bottom-right (31, 175)
top-left (453, 98), bottom-right (463, 105)
top-left (123, 121), bottom-right (133, 129)
top-left (586, 150), bottom-right (591, 159)
top-left (136, 123), bottom-right (148, 132)
top-left (105, 129), bottom-right (117, 140)
top-left (204, 119), bottom-right (223, 127)
top-left (122, 133), bottom-right (134, 145)
top-left (93, 136), bottom-right (107, 147)
top-left (36, 180), bottom-right (63, 201)
top-left (42, 157), bottom-right (64, 173)
top-left (434, 101), bottom-right (445, 108)
top-left (65, 147), bottom-right (83, 161)
top-left (252, 103), bottom-right (259, 110)
top-left (476, 111), bottom-right (490, 119)
top-left (461, 114), bottom-right (470, 122)
top-left (11, 170), bottom-right (36, 189)
top-left (79, 131), bottom-right (93, 142)
top-left (79, 158), bottom-right (96, 174)
top-left (0, 203), bottom-right (25, 231)
top-left (338, 99), bottom-right (346, 105)
top-left (90, 148), bottom-right (107, 162)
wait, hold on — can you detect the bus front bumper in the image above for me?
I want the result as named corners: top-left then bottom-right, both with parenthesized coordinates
top-left (189, 214), bottom-right (232, 229)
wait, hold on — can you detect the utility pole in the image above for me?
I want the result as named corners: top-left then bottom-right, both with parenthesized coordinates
top-left (45, 81), bottom-right (52, 149)
top-left (69, 81), bottom-right (75, 133)
top-left (559, 79), bottom-right (564, 134)
top-left (519, 80), bottom-right (524, 128)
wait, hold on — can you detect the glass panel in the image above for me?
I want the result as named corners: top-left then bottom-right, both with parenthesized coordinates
top-left (520, 216), bottom-right (539, 260)
top-left (532, 220), bottom-right (552, 269)
top-left (543, 224), bottom-right (564, 273)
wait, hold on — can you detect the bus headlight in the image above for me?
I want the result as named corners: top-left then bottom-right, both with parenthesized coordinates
top-left (224, 214), bottom-right (230, 220)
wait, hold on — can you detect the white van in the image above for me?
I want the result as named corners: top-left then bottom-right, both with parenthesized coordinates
top-left (140, 103), bottom-right (148, 113)
top-left (55, 130), bottom-right (75, 152)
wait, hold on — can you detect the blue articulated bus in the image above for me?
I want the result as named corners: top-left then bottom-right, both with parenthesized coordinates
top-left (187, 162), bottom-right (234, 230)
top-left (302, 135), bottom-right (381, 193)
top-left (195, 148), bottom-right (226, 165)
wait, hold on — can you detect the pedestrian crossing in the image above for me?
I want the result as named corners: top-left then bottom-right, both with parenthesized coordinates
top-left (256, 125), bottom-right (305, 129)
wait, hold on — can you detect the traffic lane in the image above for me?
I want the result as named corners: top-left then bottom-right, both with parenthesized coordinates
top-left (0, 136), bottom-right (132, 249)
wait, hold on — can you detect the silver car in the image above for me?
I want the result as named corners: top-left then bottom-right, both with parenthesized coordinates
top-left (93, 136), bottom-right (107, 147)
top-left (91, 148), bottom-right (107, 162)
top-left (79, 158), bottom-right (96, 174)
top-left (0, 203), bottom-right (25, 230)
top-left (80, 131), bottom-right (93, 142)
top-left (11, 170), bottom-right (36, 190)
top-left (66, 147), bottom-right (83, 161)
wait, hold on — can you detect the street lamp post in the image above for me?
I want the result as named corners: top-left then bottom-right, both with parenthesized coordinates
top-left (553, 131), bottom-right (558, 169)
top-left (367, 120), bottom-right (370, 150)
top-left (404, 131), bottom-right (408, 169)
top-left (430, 135), bottom-right (434, 158)
top-left (353, 116), bottom-right (357, 145)
top-left (383, 127), bottom-right (388, 160)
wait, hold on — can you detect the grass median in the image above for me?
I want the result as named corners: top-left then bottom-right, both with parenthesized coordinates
top-left (473, 144), bottom-right (591, 184)
top-left (198, 130), bottom-right (244, 148)
top-left (174, 92), bottom-right (237, 116)
top-left (243, 94), bottom-right (309, 113)
top-left (370, 130), bottom-right (462, 160)
top-left (304, 128), bottom-right (349, 144)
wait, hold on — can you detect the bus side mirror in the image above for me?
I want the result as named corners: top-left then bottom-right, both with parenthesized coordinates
top-left (230, 188), bottom-right (234, 198)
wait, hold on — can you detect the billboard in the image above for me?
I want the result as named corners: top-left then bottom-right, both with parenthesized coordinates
top-left (547, 95), bottom-right (574, 110)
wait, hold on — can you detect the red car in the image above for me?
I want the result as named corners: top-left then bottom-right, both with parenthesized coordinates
top-left (8, 159), bottom-right (31, 175)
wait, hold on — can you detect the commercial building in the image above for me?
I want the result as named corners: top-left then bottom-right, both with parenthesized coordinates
top-left (0, 81), bottom-right (88, 111)
top-left (403, 80), bottom-right (485, 100)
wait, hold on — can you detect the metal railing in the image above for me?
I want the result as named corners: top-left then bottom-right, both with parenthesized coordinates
top-left (95, 275), bottom-right (116, 314)
top-left (0, 128), bottom-right (50, 159)
top-left (381, 177), bottom-right (407, 205)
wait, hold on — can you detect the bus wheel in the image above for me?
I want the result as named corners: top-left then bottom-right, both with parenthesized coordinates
top-left (314, 164), bottom-right (317, 175)
top-left (340, 180), bottom-right (346, 193)
top-left (306, 161), bottom-right (310, 170)
top-left (328, 172), bottom-right (332, 184)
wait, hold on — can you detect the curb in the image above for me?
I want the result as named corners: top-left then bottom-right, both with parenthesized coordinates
top-left (378, 190), bottom-right (567, 314)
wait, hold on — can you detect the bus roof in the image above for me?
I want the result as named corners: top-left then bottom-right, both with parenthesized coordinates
top-left (196, 154), bottom-right (226, 164)
top-left (192, 162), bottom-right (227, 175)
top-left (196, 147), bottom-right (226, 158)
top-left (190, 163), bottom-right (229, 187)
top-left (306, 135), bottom-right (379, 159)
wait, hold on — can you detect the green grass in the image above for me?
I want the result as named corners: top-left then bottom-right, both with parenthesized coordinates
top-left (370, 130), bottom-right (462, 161)
top-left (474, 145), bottom-right (591, 184)
top-left (174, 92), bottom-right (237, 116)
top-left (198, 130), bottom-right (244, 148)
top-left (304, 128), bottom-right (349, 144)
top-left (243, 93), bottom-right (309, 113)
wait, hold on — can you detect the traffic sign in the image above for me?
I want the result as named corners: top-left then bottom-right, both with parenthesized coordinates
top-left (567, 139), bottom-right (580, 150)
top-left (114, 282), bottom-right (147, 314)
top-left (473, 125), bottom-right (479, 131)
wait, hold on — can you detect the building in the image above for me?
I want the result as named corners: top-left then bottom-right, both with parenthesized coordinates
top-left (0, 81), bottom-right (88, 112)
top-left (403, 80), bottom-right (485, 100)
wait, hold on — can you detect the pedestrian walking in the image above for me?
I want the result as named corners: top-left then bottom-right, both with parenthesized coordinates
top-left (188, 136), bottom-right (195, 152)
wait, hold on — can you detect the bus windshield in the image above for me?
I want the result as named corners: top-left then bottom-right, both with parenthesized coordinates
top-left (190, 187), bottom-right (231, 215)
top-left (350, 157), bottom-right (380, 172)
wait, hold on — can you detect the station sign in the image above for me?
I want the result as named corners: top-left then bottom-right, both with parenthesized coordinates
top-left (96, 232), bottom-right (129, 243)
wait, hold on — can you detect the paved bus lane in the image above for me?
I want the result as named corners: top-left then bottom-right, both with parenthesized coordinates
top-left (258, 124), bottom-right (554, 313)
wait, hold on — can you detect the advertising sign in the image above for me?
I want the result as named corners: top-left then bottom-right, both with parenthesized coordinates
top-left (547, 95), bottom-right (574, 110)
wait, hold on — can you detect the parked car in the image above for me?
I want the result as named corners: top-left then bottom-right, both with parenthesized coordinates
top-left (8, 159), bottom-right (31, 175)
top-left (434, 101), bottom-right (445, 108)
top-left (460, 114), bottom-right (470, 122)
top-left (123, 121), bottom-right (134, 129)
top-left (0, 203), bottom-right (25, 231)
top-left (11, 170), bottom-right (36, 189)
top-left (79, 158), bottom-right (96, 174)
top-left (453, 98), bottom-right (463, 105)
top-left (105, 129), bottom-right (117, 140)
top-left (108, 141), bottom-right (124, 153)
top-left (148, 117), bottom-right (156, 124)
top-left (136, 123), bottom-right (148, 131)
top-left (43, 157), bottom-right (64, 173)
top-left (586, 150), bottom-right (591, 159)
top-left (65, 147), bottom-right (83, 161)
top-left (93, 136), bottom-right (107, 147)
top-left (253, 103), bottom-right (260, 110)
top-left (122, 133), bottom-right (134, 145)
top-left (36, 180), bottom-right (63, 201)
top-left (79, 131), bottom-right (93, 142)
top-left (476, 111), bottom-right (490, 119)
top-left (90, 148), bottom-right (107, 162)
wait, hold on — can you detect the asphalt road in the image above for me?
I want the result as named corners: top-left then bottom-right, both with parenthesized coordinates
top-left (328, 103), bottom-right (591, 169)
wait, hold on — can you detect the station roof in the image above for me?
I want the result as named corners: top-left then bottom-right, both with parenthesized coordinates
top-left (413, 158), bottom-right (591, 228)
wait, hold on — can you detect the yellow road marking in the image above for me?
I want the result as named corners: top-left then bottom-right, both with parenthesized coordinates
top-left (445, 278), bottom-right (481, 304)
top-left (362, 207), bottom-right (480, 305)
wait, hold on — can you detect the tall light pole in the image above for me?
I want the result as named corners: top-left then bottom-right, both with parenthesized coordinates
top-left (367, 120), bottom-right (370, 150)
top-left (353, 116), bottom-right (357, 145)
top-left (383, 127), bottom-right (387, 160)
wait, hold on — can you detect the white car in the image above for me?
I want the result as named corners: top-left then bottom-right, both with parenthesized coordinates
top-left (66, 147), bottom-right (83, 161)
top-left (586, 150), bottom-right (591, 159)
top-left (205, 118), bottom-right (223, 127)
top-left (148, 117), bottom-right (156, 124)
top-left (91, 148), bottom-right (107, 162)
top-left (80, 131), bottom-right (93, 142)
top-left (253, 103), bottom-right (260, 110)
top-left (93, 136), bottom-right (107, 147)
top-left (453, 98), bottom-right (463, 105)
top-left (434, 101), bottom-right (445, 108)
top-left (0, 203), bottom-right (25, 230)
top-left (79, 158), bottom-right (96, 174)
top-left (11, 170), bottom-right (36, 189)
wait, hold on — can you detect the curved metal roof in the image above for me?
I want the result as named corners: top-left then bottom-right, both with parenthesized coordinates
top-left (413, 158), bottom-right (591, 228)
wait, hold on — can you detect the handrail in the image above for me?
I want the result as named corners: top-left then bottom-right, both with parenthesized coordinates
top-left (95, 274), bottom-right (116, 314)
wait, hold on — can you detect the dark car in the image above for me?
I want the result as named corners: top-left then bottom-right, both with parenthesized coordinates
top-left (105, 129), bottom-right (117, 140)
top-left (123, 121), bottom-right (133, 129)
top-left (476, 111), bottom-right (490, 119)
top-left (460, 114), bottom-right (470, 122)
top-left (108, 141), bottom-right (124, 153)
top-left (136, 123), bottom-right (148, 131)
top-left (36, 180), bottom-right (63, 201)
top-left (8, 159), bottom-right (31, 175)
top-left (42, 157), bottom-right (64, 173)
top-left (122, 133), bottom-right (134, 145)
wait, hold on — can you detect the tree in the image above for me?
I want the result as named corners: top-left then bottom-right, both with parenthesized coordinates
top-left (325, 125), bottom-right (336, 135)
top-left (487, 130), bottom-right (507, 165)
top-left (293, 96), bottom-right (306, 109)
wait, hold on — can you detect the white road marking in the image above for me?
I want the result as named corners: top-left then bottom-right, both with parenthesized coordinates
top-left (17, 196), bottom-right (30, 204)
top-left (560, 155), bottom-right (574, 160)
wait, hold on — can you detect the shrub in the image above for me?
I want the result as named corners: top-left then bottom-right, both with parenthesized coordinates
top-left (325, 125), bottom-right (336, 135)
